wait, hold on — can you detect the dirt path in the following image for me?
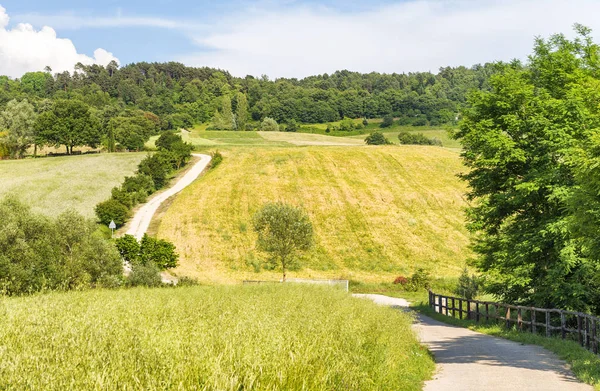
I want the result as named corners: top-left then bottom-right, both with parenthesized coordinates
top-left (354, 294), bottom-right (592, 391)
top-left (125, 153), bottom-right (211, 240)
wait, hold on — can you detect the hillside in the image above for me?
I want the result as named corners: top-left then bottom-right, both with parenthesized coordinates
top-left (157, 145), bottom-right (470, 283)
top-left (0, 153), bottom-right (145, 217)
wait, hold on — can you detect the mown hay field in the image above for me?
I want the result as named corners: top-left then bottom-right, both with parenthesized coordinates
top-left (157, 146), bottom-right (470, 283)
top-left (0, 285), bottom-right (434, 390)
top-left (0, 153), bottom-right (145, 217)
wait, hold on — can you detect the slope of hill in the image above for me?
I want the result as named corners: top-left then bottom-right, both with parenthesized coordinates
top-left (156, 145), bottom-right (470, 283)
top-left (0, 153), bottom-right (145, 217)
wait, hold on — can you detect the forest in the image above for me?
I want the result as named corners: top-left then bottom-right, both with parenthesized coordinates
top-left (0, 61), bottom-right (499, 157)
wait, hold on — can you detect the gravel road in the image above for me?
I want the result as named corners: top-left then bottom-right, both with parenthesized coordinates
top-left (125, 153), bottom-right (211, 240)
top-left (354, 294), bottom-right (592, 391)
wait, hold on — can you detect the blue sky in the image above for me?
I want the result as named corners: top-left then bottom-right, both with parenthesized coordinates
top-left (2, 0), bottom-right (600, 78)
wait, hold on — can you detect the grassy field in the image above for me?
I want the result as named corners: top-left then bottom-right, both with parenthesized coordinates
top-left (0, 153), bottom-right (145, 217)
top-left (0, 285), bottom-right (434, 390)
top-left (157, 146), bottom-right (470, 284)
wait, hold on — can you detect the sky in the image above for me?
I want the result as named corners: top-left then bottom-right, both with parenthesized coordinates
top-left (1, 0), bottom-right (600, 79)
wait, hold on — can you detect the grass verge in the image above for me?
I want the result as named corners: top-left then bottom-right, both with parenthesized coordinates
top-left (412, 302), bottom-right (600, 390)
top-left (0, 285), bottom-right (434, 390)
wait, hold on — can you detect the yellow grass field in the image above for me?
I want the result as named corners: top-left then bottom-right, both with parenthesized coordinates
top-left (0, 153), bottom-right (145, 217)
top-left (157, 146), bottom-right (470, 284)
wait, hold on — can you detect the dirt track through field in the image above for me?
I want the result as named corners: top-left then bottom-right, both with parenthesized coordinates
top-left (125, 153), bottom-right (211, 240)
top-left (354, 294), bottom-right (592, 391)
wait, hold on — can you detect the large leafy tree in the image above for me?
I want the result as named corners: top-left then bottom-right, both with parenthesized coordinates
top-left (35, 99), bottom-right (101, 154)
top-left (0, 99), bottom-right (37, 158)
top-left (455, 26), bottom-right (600, 312)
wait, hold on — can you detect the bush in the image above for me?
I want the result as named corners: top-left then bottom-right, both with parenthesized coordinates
top-left (210, 150), bottom-right (223, 169)
top-left (137, 152), bottom-right (172, 189)
top-left (139, 234), bottom-right (179, 270)
top-left (362, 118), bottom-right (369, 127)
top-left (397, 131), bottom-right (442, 146)
top-left (127, 262), bottom-right (162, 287)
top-left (95, 199), bottom-right (130, 227)
top-left (456, 267), bottom-right (479, 300)
top-left (365, 132), bottom-right (390, 145)
top-left (286, 119), bottom-right (299, 132)
top-left (0, 197), bottom-right (123, 295)
top-left (380, 114), bottom-right (394, 128)
top-left (260, 117), bottom-right (279, 131)
top-left (393, 276), bottom-right (409, 285)
top-left (409, 268), bottom-right (432, 290)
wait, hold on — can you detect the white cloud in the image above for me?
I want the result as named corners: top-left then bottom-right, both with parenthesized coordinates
top-left (0, 6), bottom-right (119, 78)
top-left (180, 0), bottom-right (600, 78)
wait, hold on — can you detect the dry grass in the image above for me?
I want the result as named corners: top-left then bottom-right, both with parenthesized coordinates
top-left (157, 146), bottom-right (470, 284)
top-left (0, 153), bottom-right (145, 217)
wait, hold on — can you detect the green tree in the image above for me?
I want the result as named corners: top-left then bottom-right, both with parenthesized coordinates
top-left (235, 92), bottom-right (249, 131)
top-left (260, 117), bottom-right (279, 131)
top-left (0, 99), bottom-right (37, 158)
top-left (454, 26), bottom-right (600, 311)
top-left (95, 199), bottom-right (130, 227)
top-left (380, 114), bottom-right (394, 128)
top-left (252, 202), bottom-right (313, 281)
top-left (365, 132), bottom-right (390, 145)
top-left (35, 99), bottom-right (101, 154)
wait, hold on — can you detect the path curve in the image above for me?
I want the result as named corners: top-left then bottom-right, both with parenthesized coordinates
top-left (354, 294), bottom-right (592, 391)
top-left (125, 153), bottom-right (211, 240)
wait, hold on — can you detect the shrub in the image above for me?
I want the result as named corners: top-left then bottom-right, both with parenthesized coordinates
top-left (211, 150), bottom-right (223, 169)
top-left (393, 276), bottom-right (409, 285)
top-left (286, 119), bottom-right (299, 132)
top-left (365, 132), bottom-right (390, 145)
top-left (139, 234), bottom-right (179, 270)
top-left (137, 152), bottom-right (172, 189)
top-left (95, 199), bottom-right (130, 227)
top-left (260, 117), bottom-right (279, 132)
top-left (456, 267), bottom-right (480, 300)
top-left (380, 114), bottom-right (394, 128)
top-left (362, 118), bottom-right (369, 127)
top-left (408, 268), bottom-right (432, 291)
top-left (397, 131), bottom-right (442, 146)
top-left (115, 234), bottom-right (140, 263)
top-left (127, 261), bottom-right (162, 287)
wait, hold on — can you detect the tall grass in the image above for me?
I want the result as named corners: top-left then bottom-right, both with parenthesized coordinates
top-left (0, 285), bottom-right (433, 390)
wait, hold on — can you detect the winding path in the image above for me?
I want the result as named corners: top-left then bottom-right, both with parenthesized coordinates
top-left (354, 294), bottom-right (592, 391)
top-left (125, 153), bottom-right (211, 240)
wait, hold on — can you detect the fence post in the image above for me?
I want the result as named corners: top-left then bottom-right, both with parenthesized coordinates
top-left (476, 302), bottom-right (480, 323)
top-left (585, 317), bottom-right (590, 350)
top-left (532, 308), bottom-right (536, 334)
top-left (452, 298), bottom-right (456, 318)
top-left (438, 295), bottom-right (442, 314)
top-left (485, 303), bottom-right (489, 324)
top-left (578, 315), bottom-right (584, 347)
top-left (518, 308), bottom-right (522, 331)
top-left (546, 311), bottom-right (551, 338)
top-left (592, 319), bottom-right (598, 355)
top-left (459, 299), bottom-right (463, 320)
top-left (506, 306), bottom-right (511, 329)
top-left (445, 297), bottom-right (449, 316)
top-left (561, 311), bottom-right (566, 339)
top-left (467, 300), bottom-right (471, 320)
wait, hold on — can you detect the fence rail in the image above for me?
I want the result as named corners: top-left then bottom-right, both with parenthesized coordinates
top-left (428, 290), bottom-right (600, 355)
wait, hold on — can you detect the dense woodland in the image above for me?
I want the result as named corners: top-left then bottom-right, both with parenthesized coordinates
top-left (0, 61), bottom-right (500, 157)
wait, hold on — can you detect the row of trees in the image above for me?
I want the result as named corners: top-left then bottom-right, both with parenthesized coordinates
top-left (0, 61), bottom-right (502, 156)
top-left (456, 25), bottom-right (600, 314)
top-left (0, 97), bottom-right (160, 158)
top-left (96, 132), bottom-right (193, 228)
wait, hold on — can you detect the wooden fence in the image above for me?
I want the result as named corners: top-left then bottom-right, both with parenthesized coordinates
top-left (428, 290), bottom-right (600, 355)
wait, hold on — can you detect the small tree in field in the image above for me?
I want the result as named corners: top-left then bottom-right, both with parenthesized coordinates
top-left (252, 202), bottom-right (313, 281)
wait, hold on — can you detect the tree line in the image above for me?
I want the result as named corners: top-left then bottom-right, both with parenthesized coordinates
top-left (0, 61), bottom-right (501, 157)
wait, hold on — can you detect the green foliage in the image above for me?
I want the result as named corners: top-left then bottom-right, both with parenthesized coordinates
top-left (397, 131), bottom-right (442, 146)
top-left (454, 26), bottom-right (600, 312)
top-left (137, 153), bottom-right (172, 189)
top-left (0, 99), bottom-right (37, 158)
top-left (0, 197), bottom-right (123, 295)
top-left (405, 268), bottom-right (432, 291)
top-left (210, 150), bottom-right (223, 169)
top-left (127, 261), bottom-right (162, 287)
top-left (455, 267), bottom-right (479, 300)
top-left (95, 199), bottom-right (130, 227)
top-left (260, 117), bottom-right (279, 131)
top-left (380, 114), bottom-right (394, 128)
top-left (364, 131), bottom-right (390, 145)
top-left (286, 119), bottom-right (299, 132)
top-left (34, 99), bottom-right (100, 154)
top-left (116, 234), bottom-right (179, 271)
top-left (0, 285), bottom-right (434, 390)
top-left (252, 202), bottom-right (314, 280)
